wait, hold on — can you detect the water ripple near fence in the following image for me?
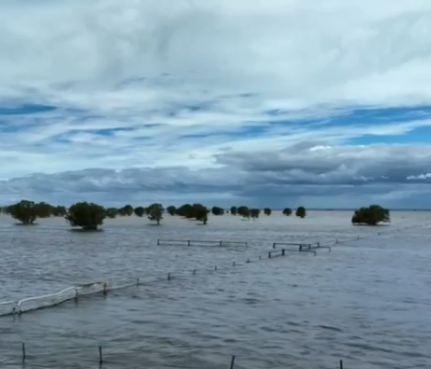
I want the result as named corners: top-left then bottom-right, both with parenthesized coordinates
top-left (1, 222), bottom-right (430, 318)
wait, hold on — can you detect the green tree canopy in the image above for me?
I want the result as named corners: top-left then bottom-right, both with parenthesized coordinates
top-left (65, 202), bottom-right (106, 230)
top-left (166, 205), bottom-right (177, 216)
top-left (52, 206), bottom-right (67, 217)
top-left (176, 204), bottom-right (193, 218)
top-left (134, 206), bottom-right (145, 217)
top-left (105, 208), bottom-right (118, 219)
top-left (118, 204), bottom-right (134, 216)
top-left (263, 208), bottom-right (271, 216)
top-left (211, 206), bottom-right (224, 216)
top-left (352, 205), bottom-right (390, 226)
top-left (230, 206), bottom-right (238, 215)
top-left (147, 203), bottom-right (164, 225)
top-left (193, 204), bottom-right (209, 224)
top-left (296, 206), bottom-right (306, 218)
top-left (8, 200), bottom-right (40, 225)
top-left (237, 206), bottom-right (250, 218)
top-left (282, 207), bottom-right (292, 216)
top-left (250, 208), bottom-right (260, 218)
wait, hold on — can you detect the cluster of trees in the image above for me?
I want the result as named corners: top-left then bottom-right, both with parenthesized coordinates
top-left (1, 200), bottom-right (391, 229)
top-left (352, 205), bottom-right (390, 226)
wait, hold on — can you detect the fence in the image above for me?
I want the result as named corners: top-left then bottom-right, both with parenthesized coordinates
top-left (157, 239), bottom-right (248, 247)
top-left (0, 342), bottom-right (350, 369)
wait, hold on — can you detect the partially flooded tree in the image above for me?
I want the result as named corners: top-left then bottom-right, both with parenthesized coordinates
top-left (166, 205), bottom-right (177, 216)
top-left (66, 202), bottom-right (106, 230)
top-left (147, 203), bottom-right (164, 225)
top-left (118, 204), bottom-right (134, 216)
top-left (352, 205), bottom-right (390, 226)
top-left (105, 208), bottom-right (118, 219)
top-left (8, 200), bottom-right (40, 225)
top-left (230, 206), bottom-right (238, 215)
top-left (296, 206), bottom-right (306, 218)
top-left (52, 206), bottom-right (67, 217)
top-left (283, 207), bottom-right (292, 216)
top-left (237, 206), bottom-right (250, 218)
top-left (263, 208), bottom-right (271, 216)
top-left (211, 206), bottom-right (224, 216)
top-left (194, 204), bottom-right (209, 225)
top-left (134, 206), bottom-right (145, 217)
top-left (250, 208), bottom-right (260, 218)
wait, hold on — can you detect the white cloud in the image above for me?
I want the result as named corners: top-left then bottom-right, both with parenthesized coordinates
top-left (1, 0), bottom-right (431, 206)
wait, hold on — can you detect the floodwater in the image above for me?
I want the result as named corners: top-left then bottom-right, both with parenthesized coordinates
top-left (0, 211), bottom-right (430, 369)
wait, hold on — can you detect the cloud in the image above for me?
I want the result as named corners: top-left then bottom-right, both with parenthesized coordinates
top-left (1, 0), bottom-right (431, 207)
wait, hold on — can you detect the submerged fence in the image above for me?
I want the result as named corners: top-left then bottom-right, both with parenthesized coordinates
top-left (1, 221), bottom-right (430, 318)
top-left (0, 342), bottom-right (350, 369)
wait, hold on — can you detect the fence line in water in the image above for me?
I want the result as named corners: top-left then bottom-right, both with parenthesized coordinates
top-left (0, 342), bottom-right (350, 369)
top-left (1, 221), bottom-right (430, 317)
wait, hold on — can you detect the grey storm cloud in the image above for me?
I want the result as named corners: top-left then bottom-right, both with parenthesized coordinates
top-left (1, 143), bottom-right (431, 207)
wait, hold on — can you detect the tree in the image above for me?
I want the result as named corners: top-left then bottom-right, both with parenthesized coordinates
top-left (118, 204), bottom-right (134, 216)
top-left (195, 204), bottom-right (209, 224)
top-left (230, 206), bottom-right (238, 215)
top-left (283, 208), bottom-right (292, 216)
top-left (167, 205), bottom-right (177, 216)
top-left (176, 204), bottom-right (193, 218)
top-left (296, 206), bottom-right (306, 218)
top-left (211, 206), bottom-right (224, 216)
top-left (263, 208), bottom-right (271, 216)
top-left (250, 208), bottom-right (260, 218)
top-left (52, 206), bottom-right (67, 217)
top-left (8, 200), bottom-right (40, 225)
top-left (134, 206), bottom-right (145, 217)
top-left (147, 203), bottom-right (164, 225)
top-left (65, 202), bottom-right (106, 230)
top-left (237, 206), bottom-right (250, 218)
top-left (105, 208), bottom-right (118, 218)
top-left (352, 205), bottom-right (390, 226)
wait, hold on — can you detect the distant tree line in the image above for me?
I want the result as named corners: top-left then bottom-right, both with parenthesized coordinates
top-left (3, 201), bottom-right (390, 230)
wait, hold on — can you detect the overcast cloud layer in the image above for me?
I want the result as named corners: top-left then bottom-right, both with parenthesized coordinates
top-left (1, 0), bottom-right (431, 208)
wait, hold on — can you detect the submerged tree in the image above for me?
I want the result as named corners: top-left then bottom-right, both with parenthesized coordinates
top-left (134, 206), bottom-right (145, 217)
top-left (296, 206), bottom-right (306, 218)
top-left (8, 200), bottom-right (40, 225)
top-left (230, 206), bottom-right (238, 215)
top-left (283, 208), bottom-right (292, 216)
top-left (352, 205), bottom-right (390, 226)
top-left (66, 202), bottom-right (106, 230)
top-left (147, 203), bottom-right (164, 225)
top-left (263, 208), bottom-right (272, 216)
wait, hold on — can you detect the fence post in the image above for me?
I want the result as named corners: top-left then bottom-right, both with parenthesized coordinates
top-left (339, 359), bottom-right (343, 369)
top-left (167, 273), bottom-right (171, 281)
top-left (22, 343), bottom-right (26, 361)
top-left (219, 241), bottom-right (223, 246)
top-left (282, 249), bottom-right (285, 256)
top-left (157, 239), bottom-right (160, 245)
top-left (187, 240), bottom-right (191, 246)
top-left (229, 355), bottom-right (236, 369)
top-left (268, 251), bottom-right (271, 258)
top-left (99, 346), bottom-right (103, 364)
top-left (273, 243), bottom-right (276, 249)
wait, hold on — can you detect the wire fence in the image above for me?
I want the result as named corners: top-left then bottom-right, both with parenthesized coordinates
top-left (0, 342), bottom-right (351, 369)
top-left (1, 221), bottom-right (430, 318)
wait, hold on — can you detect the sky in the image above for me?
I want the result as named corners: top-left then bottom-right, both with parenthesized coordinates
top-left (1, 0), bottom-right (431, 209)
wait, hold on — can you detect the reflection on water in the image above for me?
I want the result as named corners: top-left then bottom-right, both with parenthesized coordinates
top-left (0, 211), bottom-right (430, 369)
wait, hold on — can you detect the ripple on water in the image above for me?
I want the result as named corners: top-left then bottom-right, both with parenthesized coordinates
top-left (1, 212), bottom-right (431, 369)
